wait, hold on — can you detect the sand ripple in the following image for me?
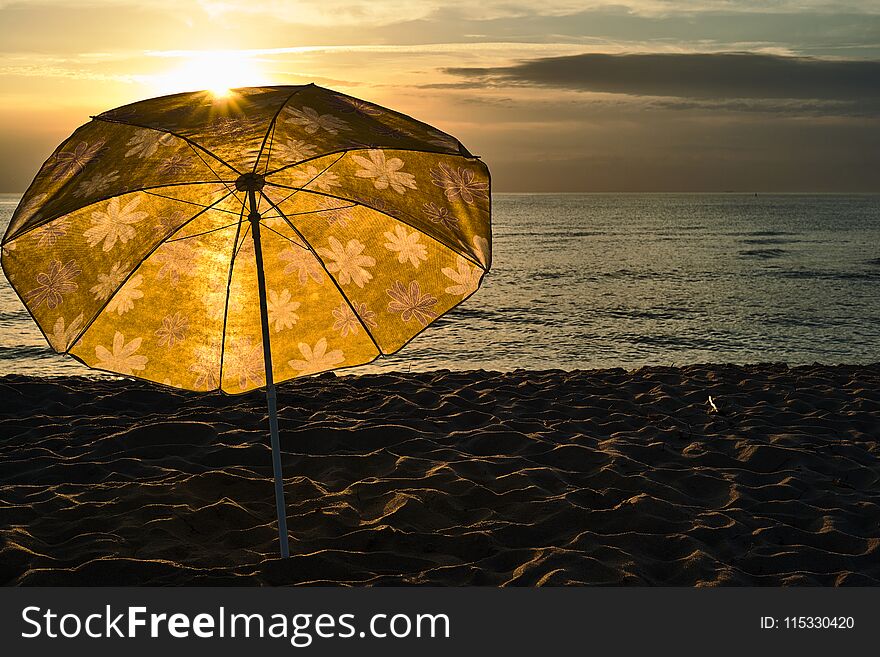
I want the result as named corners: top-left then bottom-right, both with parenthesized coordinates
top-left (1, 364), bottom-right (878, 585)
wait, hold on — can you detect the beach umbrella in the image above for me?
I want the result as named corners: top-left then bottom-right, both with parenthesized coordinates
top-left (0, 85), bottom-right (491, 557)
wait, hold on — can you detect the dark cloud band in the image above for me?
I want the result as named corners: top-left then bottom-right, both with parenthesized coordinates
top-left (446, 52), bottom-right (880, 101)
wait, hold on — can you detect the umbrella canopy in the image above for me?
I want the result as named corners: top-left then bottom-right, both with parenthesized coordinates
top-left (1, 84), bottom-right (491, 557)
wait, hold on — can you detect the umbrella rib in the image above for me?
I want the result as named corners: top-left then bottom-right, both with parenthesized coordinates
top-left (6, 180), bottom-right (237, 245)
top-left (258, 222), bottom-right (309, 250)
top-left (263, 146), bottom-right (480, 178)
top-left (143, 190), bottom-right (243, 216)
top-left (261, 202), bottom-right (357, 220)
top-left (217, 195), bottom-right (248, 391)
top-left (63, 189), bottom-right (236, 354)
top-left (259, 190), bottom-right (385, 356)
top-left (252, 85), bottom-right (311, 176)
top-left (91, 115), bottom-right (242, 176)
top-left (260, 121), bottom-right (278, 177)
top-left (264, 152), bottom-right (346, 208)
top-left (233, 222), bottom-right (252, 260)
top-left (166, 220), bottom-right (243, 242)
top-left (264, 183), bottom-right (484, 269)
top-left (184, 143), bottom-right (246, 201)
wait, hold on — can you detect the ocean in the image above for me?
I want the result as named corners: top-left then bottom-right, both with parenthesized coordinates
top-left (2, 192), bottom-right (878, 378)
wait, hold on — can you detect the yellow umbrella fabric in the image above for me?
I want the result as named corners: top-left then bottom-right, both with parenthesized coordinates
top-left (2, 85), bottom-right (491, 391)
top-left (1, 84), bottom-right (491, 557)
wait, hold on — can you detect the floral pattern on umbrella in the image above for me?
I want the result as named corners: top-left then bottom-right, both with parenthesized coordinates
top-left (2, 84), bottom-right (490, 392)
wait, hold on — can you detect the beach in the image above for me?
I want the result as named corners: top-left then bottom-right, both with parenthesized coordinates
top-left (1, 363), bottom-right (878, 586)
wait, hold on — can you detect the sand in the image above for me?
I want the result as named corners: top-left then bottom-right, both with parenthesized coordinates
top-left (0, 363), bottom-right (878, 586)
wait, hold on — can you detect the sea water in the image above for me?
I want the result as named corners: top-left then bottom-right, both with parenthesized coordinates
top-left (1, 192), bottom-right (878, 378)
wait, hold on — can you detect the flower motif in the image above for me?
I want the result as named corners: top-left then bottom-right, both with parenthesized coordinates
top-left (73, 170), bottom-right (120, 198)
top-left (272, 139), bottom-right (317, 163)
top-left (384, 225), bottom-right (427, 268)
top-left (422, 202), bottom-right (458, 230)
top-left (324, 206), bottom-right (353, 227)
top-left (364, 195), bottom-right (390, 212)
top-left (25, 259), bottom-right (81, 309)
top-left (332, 301), bottom-right (377, 337)
top-left (341, 137), bottom-right (377, 150)
top-left (351, 150), bottom-right (416, 194)
top-left (94, 331), bottom-right (148, 375)
top-left (85, 196), bottom-right (147, 251)
top-left (227, 277), bottom-right (248, 312)
top-left (317, 237), bottom-right (375, 288)
top-left (267, 288), bottom-right (301, 332)
top-left (106, 274), bottom-right (143, 315)
top-left (283, 106), bottom-right (349, 135)
top-left (189, 343), bottom-right (220, 390)
top-left (224, 336), bottom-right (264, 390)
top-left (15, 192), bottom-right (48, 224)
top-left (330, 95), bottom-right (383, 116)
top-left (125, 129), bottom-right (174, 158)
top-left (156, 210), bottom-right (188, 237)
top-left (158, 154), bottom-right (189, 176)
top-left (207, 277), bottom-right (245, 321)
top-left (371, 123), bottom-right (408, 140)
top-left (100, 106), bottom-right (138, 121)
top-left (211, 117), bottom-right (252, 134)
top-left (472, 235), bottom-right (490, 268)
top-left (280, 246), bottom-right (325, 284)
top-left (289, 165), bottom-right (341, 192)
top-left (33, 218), bottom-right (70, 247)
top-left (386, 280), bottom-right (437, 326)
top-left (155, 312), bottom-right (189, 347)
top-left (49, 312), bottom-right (84, 351)
top-left (50, 140), bottom-right (105, 181)
top-left (287, 338), bottom-right (344, 375)
top-left (154, 240), bottom-right (197, 286)
top-left (90, 261), bottom-right (129, 301)
top-left (430, 163), bottom-right (488, 204)
top-left (442, 257), bottom-right (482, 297)
top-left (426, 129), bottom-right (459, 151)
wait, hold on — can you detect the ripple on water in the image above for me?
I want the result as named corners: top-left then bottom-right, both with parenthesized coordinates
top-left (738, 248), bottom-right (788, 259)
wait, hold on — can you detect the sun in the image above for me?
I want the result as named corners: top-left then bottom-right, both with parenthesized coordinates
top-left (152, 50), bottom-right (268, 97)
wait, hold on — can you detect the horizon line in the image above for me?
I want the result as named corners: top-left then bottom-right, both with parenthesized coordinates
top-left (2, 189), bottom-right (880, 196)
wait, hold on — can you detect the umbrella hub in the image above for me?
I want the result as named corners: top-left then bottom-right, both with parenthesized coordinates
top-left (235, 172), bottom-right (265, 192)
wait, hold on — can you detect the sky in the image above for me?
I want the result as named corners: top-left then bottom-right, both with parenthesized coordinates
top-left (1, 0), bottom-right (878, 192)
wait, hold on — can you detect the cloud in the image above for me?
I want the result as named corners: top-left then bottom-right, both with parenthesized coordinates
top-left (446, 52), bottom-right (880, 101)
top-left (0, 61), bottom-right (141, 83)
top-left (144, 42), bottom-right (588, 57)
top-left (646, 96), bottom-right (880, 118)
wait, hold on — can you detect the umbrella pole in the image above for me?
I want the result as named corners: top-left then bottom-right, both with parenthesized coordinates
top-left (247, 187), bottom-right (290, 559)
